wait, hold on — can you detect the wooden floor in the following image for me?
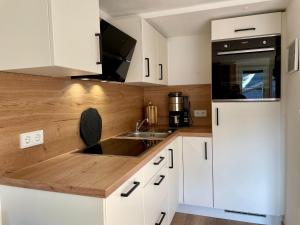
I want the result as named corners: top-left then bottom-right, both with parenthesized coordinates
top-left (171, 213), bottom-right (259, 225)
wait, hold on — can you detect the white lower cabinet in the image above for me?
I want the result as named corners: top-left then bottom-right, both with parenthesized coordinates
top-left (167, 137), bottom-right (181, 224)
top-left (105, 169), bottom-right (144, 225)
top-left (144, 167), bottom-right (169, 225)
top-left (183, 137), bottom-right (213, 208)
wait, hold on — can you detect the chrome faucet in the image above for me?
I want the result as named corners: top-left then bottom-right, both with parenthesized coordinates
top-left (136, 118), bottom-right (149, 132)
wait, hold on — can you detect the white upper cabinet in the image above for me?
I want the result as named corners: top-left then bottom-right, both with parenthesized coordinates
top-left (110, 16), bottom-right (168, 85)
top-left (211, 12), bottom-right (282, 41)
top-left (0, 0), bottom-right (102, 76)
top-left (142, 20), bottom-right (158, 84)
top-left (156, 32), bottom-right (168, 85)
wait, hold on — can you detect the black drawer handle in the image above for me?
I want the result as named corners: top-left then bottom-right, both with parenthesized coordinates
top-left (154, 175), bottom-right (165, 186)
top-left (155, 212), bottom-right (166, 225)
top-left (216, 108), bottom-right (219, 126)
top-left (235, 27), bottom-right (256, 32)
top-left (169, 149), bottom-right (174, 169)
top-left (120, 181), bottom-right (140, 197)
top-left (95, 33), bottom-right (102, 65)
top-left (159, 64), bottom-right (163, 80)
top-left (145, 58), bottom-right (150, 77)
top-left (153, 156), bottom-right (165, 165)
top-left (204, 142), bottom-right (208, 160)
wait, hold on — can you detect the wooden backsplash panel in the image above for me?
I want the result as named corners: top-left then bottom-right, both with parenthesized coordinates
top-left (144, 84), bottom-right (212, 127)
top-left (0, 72), bottom-right (144, 174)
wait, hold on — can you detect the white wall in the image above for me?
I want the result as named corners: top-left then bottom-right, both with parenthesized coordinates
top-left (285, 1), bottom-right (300, 225)
top-left (168, 32), bottom-right (211, 85)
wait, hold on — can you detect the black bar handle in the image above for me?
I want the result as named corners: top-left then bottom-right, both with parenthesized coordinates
top-left (153, 156), bottom-right (165, 165)
top-left (204, 142), bottom-right (208, 160)
top-left (159, 64), bottom-right (163, 80)
top-left (155, 212), bottom-right (166, 225)
top-left (154, 175), bottom-right (165, 186)
top-left (169, 149), bottom-right (174, 169)
top-left (95, 33), bottom-right (102, 65)
top-left (235, 27), bottom-right (256, 32)
top-left (216, 108), bottom-right (219, 126)
top-left (145, 58), bottom-right (150, 77)
top-left (120, 181), bottom-right (140, 197)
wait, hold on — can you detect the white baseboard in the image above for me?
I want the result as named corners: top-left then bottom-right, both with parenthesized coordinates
top-left (176, 204), bottom-right (283, 225)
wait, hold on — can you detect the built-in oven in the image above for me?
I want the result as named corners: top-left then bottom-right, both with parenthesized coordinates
top-left (212, 35), bottom-right (281, 101)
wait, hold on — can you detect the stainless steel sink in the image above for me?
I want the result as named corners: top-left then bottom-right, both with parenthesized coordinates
top-left (116, 131), bottom-right (172, 140)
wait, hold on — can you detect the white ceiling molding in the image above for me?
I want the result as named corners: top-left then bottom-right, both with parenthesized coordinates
top-left (139, 0), bottom-right (272, 18)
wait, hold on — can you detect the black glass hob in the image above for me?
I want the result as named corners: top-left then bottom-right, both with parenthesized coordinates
top-left (78, 138), bottom-right (161, 157)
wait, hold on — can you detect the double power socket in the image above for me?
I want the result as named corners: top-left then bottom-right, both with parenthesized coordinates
top-left (20, 130), bottom-right (44, 149)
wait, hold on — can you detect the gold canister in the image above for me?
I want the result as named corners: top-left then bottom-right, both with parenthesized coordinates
top-left (145, 101), bottom-right (158, 125)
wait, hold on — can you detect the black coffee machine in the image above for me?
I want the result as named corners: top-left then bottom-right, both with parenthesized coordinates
top-left (168, 92), bottom-right (190, 128)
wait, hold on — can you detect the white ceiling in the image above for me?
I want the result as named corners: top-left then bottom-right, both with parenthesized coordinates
top-left (99, 0), bottom-right (230, 16)
top-left (100, 0), bottom-right (287, 37)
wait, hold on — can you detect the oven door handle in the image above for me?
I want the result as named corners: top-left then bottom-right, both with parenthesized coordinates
top-left (217, 47), bottom-right (275, 56)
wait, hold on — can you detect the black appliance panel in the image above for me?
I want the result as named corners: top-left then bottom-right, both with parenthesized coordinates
top-left (212, 36), bottom-right (281, 101)
top-left (79, 139), bottom-right (161, 157)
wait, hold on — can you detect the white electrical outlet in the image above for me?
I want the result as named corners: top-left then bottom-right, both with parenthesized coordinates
top-left (20, 130), bottom-right (44, 149)
top-left (194, 110), bottom-right (207, 118)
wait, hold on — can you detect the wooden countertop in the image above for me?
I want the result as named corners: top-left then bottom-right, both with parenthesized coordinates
top-left (0, 127), bottom-right (212, 198)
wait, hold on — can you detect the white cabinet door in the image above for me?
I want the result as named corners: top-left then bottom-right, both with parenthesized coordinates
top-left (212, 102), bottom-right (282, 215)
top-left (106, 169), bottom-right (144, 225)
top-left (211, 12), bottom-right (282, 41)
top-left (167, 138), bottom-right (181, 224)
top-left (50, 0), bottom-right (101, 74)
top-left (0, 0), bottom-right (101, 76)
top-left (0, 0), bottom-right (52, 70)
top-left (183, 137), bottom-right (213, 208)
top-left (142, 20), bottom-right (158, 83)
top-left (157, 33), bottom-right (168, 85)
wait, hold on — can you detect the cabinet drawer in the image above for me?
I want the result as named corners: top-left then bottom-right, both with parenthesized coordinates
top-left (143, 148), bottom-right (167, 185)
top-left (211, 12), bottom-right (282, 41)
top-left (153, 196), bottom-right (169, 225)
top-left (106, 169), bottom-right (144, 225)
top-left (144, 167), bottom-right (168, 225)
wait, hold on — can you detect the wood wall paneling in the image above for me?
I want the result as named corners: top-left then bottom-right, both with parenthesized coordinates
top-left (144, 84), bottom-right (212, 127)
top-left (0, 72), bottom-right (144, 174)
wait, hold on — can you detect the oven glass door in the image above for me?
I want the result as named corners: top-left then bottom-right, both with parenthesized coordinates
top-left (212, 49), bottom-right (281, 101)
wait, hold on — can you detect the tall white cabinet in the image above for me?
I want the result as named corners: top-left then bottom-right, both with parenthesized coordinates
top-left (110, 16), bottom-right (168, 85)
top-left (212, 102), bottom-right (283, 216)
top-left (183, 137), bottom-right (213, 208)
top-left (0, 0), bottom-right (102, 76)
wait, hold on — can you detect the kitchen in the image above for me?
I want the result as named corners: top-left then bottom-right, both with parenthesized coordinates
top-left (0, 0), bottom-right (299, 225)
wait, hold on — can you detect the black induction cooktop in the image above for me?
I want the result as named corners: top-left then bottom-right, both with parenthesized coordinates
top-left (78, 138), bottom-right (161, 157)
